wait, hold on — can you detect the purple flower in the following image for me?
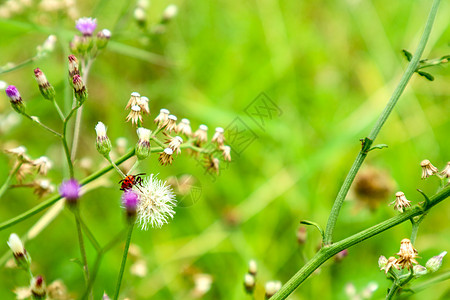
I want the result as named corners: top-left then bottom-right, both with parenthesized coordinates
top-left (59, 179), bottom-right (81, 203)
top-left (122, 190), bottom-right (139, 216)
top-left (75, 17), bottom-right (97, 36)
top-left (5, 85), bottom-right (22, 103)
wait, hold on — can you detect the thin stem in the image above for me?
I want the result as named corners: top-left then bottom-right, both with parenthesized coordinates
top-left (22, 113), bottom-right (62, 138)
top-left (386, 270), bottom-right (414, 300)
top-left (52, 99), bottom-right (66, 121)
top-left (61, 105), bottom-right (82, 178)
top-left (271, 183), bottom-right (450, 300)
top-left (127, 160), bottom-right (140, 175)
top-left (410, 214), bottom-right (426, 244)
top-left (151, 136), bottom-right (166, 148)
top-left (0, 161), bottom-right (23, 199)
top-left (72, 207), bottom-right (90, 285)
top-left (411, 270), bottom-right (450, 293)
top-left (107, 156), bottom-right (127, 178)
top-left (114, 222), bottom-right (135, 300)
top-left (78, 215), bottom-right (102, 253)
top-left (323, 0), bottom-right (441, 245)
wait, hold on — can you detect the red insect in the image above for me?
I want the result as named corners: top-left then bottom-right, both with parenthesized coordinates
top-left (119, 173), bottom-right (145, 191)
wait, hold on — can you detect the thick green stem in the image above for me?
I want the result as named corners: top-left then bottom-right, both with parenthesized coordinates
top-left (114, 222), bottom-right (135, 300)
top-left (271, 184), bottom-right (450, 299)
top-left (0, 161), bottom-right (23, 199)
top-left (323, 0), bottom-right (441, 245)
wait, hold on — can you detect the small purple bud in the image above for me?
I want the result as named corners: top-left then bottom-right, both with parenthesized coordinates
top-left (122, 190), bottom-right (139, 218)
top-left (75, 17), bottom-right (97, 36)
top-left (334, 249), bottom-right (348, 262)
top-left (59, 179), bottom-right (81, 204)
top-left (5, 85), bottom-right (22, 103)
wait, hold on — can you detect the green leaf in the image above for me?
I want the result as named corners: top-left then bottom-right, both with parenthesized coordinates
top-left (402, 49), bottom-right (413, 62)
top-left (417, 71), bottom-right (434, 81)
top-left (300, 220), bottom-right (325, 242)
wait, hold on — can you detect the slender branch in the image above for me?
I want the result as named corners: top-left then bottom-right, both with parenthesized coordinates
top-left (323, 0), bottom-right (441, 245)
top-left (52, 99), bottom-right (66, 121)
top-left (107, 156), bottom-right (127, 178)
top-left (271, 183), bottom-right (450, 299)
top-left (72, 207), bottom-right (90, 285)
top-left (0, 161), bottom-right (23, 199)
top-left (114, 222), bottom-right (135, 300)
top-left (22, 113), bottom-right (62, 138)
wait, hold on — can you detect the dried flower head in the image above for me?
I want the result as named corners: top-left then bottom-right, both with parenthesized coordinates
top-left (153, 108), bottom-right (169, 126)
top-left (126, 105), bottom-right (143, 126)
top-left (132, 174), bottom-right (176, 229)
top-left (32, 156), bottom-right (52, 175)
top-left (389, 191), bottom-right (411, 213)
top-left (440, 162), bottom-right (450, 179)
top-left (59, 179), bottom-right (81, 205)
top-left (126, 92), bottom-right (140, 110)
top-left (194, 124), bottom-right (208, 144)
top-left (75, 17), bottom-right (97, 36)
top-left (420, 159), bottom-right (438, 179)
top-left (396, 238), bottom-right (419, 270)
top-left (211, 127), bottom-right (225, 146)
top-left (138, 96), bottom-right (150, 115)
top-left (30, 275), bottom-right (46, 298)
top-left (381, 256), bottom-right (399, 274)
top-left (165, 115), bottom-right (178, 133)
top-left (5, 146), bottom-right (28, 160)
top-left (159, 148), bottom-right (174, 166)
top-left (177, 118), bottom-right (192, 136)
top-left (5, 85), bottom-right (25, 113)
top-left (205, 156), bottom-right (220, 175)
top-left (136, 127), bottom-right (152, 160)
top-left (168, 136), bottom-right (183, 155)
top-left (221, 145), bottom-right (231, 162)
top-left (16, 163), bottom-right (34, 183)
top-left (33, 179), bottom-right (54, 198)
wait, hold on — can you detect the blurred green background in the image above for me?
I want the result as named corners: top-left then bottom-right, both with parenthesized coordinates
top-left (0, 0), bottom-right (449, 299)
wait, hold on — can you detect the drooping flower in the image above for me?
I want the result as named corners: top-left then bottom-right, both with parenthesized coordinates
top-left (154, 108), bottom-right (170, 126)
top-left (138, 96), bottom-right (150, 115)
top-left (177, 118), bottom-right (192, 136)
top-left (211, 127), bottom-right (225, 146)
top-left (221, 145), bottom-right (231, 161)
top-left (126, 105), bottom-right (143, 126)
top-left (75, 17), bottom-right (97, 36)
top-left (132, 174), bottom-right (176, 229)
top-left (165, 115), bottom-right (178, 133)
top-left (125, 92), bottom-right (140, 110)
top-left (159, 148), bottom-right (174, 166)
top-left (59, 179), bottom-right (81, 204)
top-left (32, 156), bottom-right (52, 175)
top-left (168, 136), bottom-right (183, 155)
top-left (420, 159), bottom-right (439, 179)
top-left (193, 124), bottom-right (208, 145)
top-left (389, 191), bottom-right (411, 213)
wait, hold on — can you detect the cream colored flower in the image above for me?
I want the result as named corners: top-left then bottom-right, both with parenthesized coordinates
top-left (194, 124), bottom-right (208, 144)
top-left (420, 159), bottom-right (438, 179)
top-left (389, 191), bottom-right (411, 213)
top-left (32, 156), bottom-right (52, 175)
top-left (177, 118), bottom-right (192, 136)
top-left (159, 148), bottom-right (174, 166)
top-left (154, 108), bottom-right (170, 126)
top-left (126, 92), bottom-right (140, 109)
top-left (221, 145), bottom-right (231, 162)
top-left (165, 115), bottom-right (178, 133)
top-left (168, 136), bottom-right (183, 155)
top-left (211, 127), bottom-right (225, 146)
top-left (126, 105), bottom-right (143, 126)
top-left (396, 238), bottom-right (419, 270)
top-left (440, 162), bottom-right (450, 179)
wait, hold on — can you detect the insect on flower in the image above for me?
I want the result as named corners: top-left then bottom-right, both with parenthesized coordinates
top-left (119, 173), bottom-right (146, 191)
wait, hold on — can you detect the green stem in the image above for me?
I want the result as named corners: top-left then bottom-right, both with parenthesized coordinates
top-left (72, 207), bottom-right (90, 285)
top-left (0, 161), bottom-right (23, 199)
top-left (22, 113), bottom-right (62, 138)
top-left (0, 148), bottom-right (136, 232)
top-left (271, 184), bottom-right (450, 300)
top-left (78, 215), bottom-right (102, 253)
top-left (107, 156), bottom-right (127, 178)
top-left (114, 222), bottom-right (135, 300)
top-left (127, 160), bottom-right (140, 175)
top-left (52, 99), bottom-right (66, 121)
top-left (410, 214), bottom-right (426, 244)
top-left (323, 0), bottom-right (441, 246)
top-left (386, 270), bottom-right (414, 300)
top-left (411, 270), bottom-right (450, 293)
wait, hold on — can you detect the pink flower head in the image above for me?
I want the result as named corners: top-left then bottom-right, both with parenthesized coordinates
top-left (59, 179), bottom-right (81, 203)
top-left (5, 85), bottom-right (22, 103)
top-left (122, 190), bottom-right (139, 216)
top-left (75, 17), bottom-right (97, 36)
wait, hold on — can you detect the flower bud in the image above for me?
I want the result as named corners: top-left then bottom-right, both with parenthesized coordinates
top-left (7, 233), bottom-right (31, 270)
top-left (426, 251), bottom-right (447, 273)
top-left (334, 249), bottom-right (348, 262)
top-left (265, 281), bottom-right (282, 299)
top-left (162, 4), bottom-right (178, 23)
top-left (136, 127), bottom-right (152, 160)
top-left (30, 275), bottom-right (47, 299)
top-left (244, 273), bottom-right (255, 294)
top-left (122, 190), bottom-right (140, 220)
top-left (68, 55), bottom-right (79, 78)
top-left (248, 259), bottom-right (257, 276)
top-left (96, 29), bottom-right (111, 49)
top-left (59, 179), bottom-right (81, 206)
top-left (413, 264), bottom-right (428, 278)
top-left (72, 75), bottom-right (87, 104)
top-left (378, 255), bottom-right (388, 270)
top-left (5, 85), bottom-right (25, 114)
top-left (34, 68), bottom-right (55, 100)
top-left (95, 122), bottom-right (112, 157)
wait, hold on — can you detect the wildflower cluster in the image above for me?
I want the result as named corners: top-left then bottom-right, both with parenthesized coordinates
top-left (70, 17), bottom-right (111, 55)
top-left (379, 239), bottom-right (446, 279)
top-left (4, 146), bottom-right (54, 198)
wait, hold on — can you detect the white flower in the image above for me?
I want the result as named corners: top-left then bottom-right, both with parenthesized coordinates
top-left (133, 174), bottom-right (176, 230)
top-left (7, 233), bottom-right (25, 256)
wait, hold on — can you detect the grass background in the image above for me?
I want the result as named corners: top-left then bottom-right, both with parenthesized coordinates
top-left (0, 0), bottom-right (449, 299)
